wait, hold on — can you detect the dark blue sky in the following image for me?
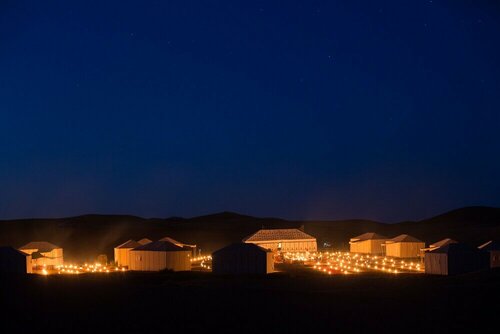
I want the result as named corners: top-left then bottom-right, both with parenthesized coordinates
top-left (1, 1), bottom-right (499, 222)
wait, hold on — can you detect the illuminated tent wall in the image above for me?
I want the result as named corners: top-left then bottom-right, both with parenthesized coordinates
top-left (349, 233), bottom-right (388, 255)
top-left (212, 242), bottom-right (274, 275)
top-left (478, 240), bottom-right (500, 268)
top-left (425, 243), bottom-right (490, 275)
top-left (0, 246), bottom-right (32, 274)
top-left (114, 240), bottom-right (142, 267)
top-left (19, 241), bottom-right (63, 268)
top-left (129, 240), bottom-right (191, 272)
top-left (243, 229), bottom-right (317, 253)
top-left (384, 234), bottom-right (425, 258)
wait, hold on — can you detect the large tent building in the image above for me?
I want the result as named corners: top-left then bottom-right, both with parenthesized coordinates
top-left (384, 234), bottom-right (425, 258)
top-left (425, 243), bottom-right (490, 275)
top-left (243, 228), bottom-right (317, 253)
top-left (129, 240), bottom-right (191, 272)
top-left (19, 241), bottom-right (63, 268)
top-left (349, 233), bottom-right (388, 255)
top-left (0, 247), bottom-right (33, 274)
top-left (114, 240), bottom-right (142, 267)
top-left (212, 242), bottom-right (274, 275)
top-left (478, 240), bottom-right (500, 268)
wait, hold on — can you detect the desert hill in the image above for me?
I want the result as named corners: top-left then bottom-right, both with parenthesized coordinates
top-left (0, 206), bottom-right (499, 262)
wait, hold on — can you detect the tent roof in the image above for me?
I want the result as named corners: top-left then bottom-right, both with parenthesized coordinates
top-left (243, 229), bottom-right (315, 242)
top-left (429, 242), bottom-right (482, 254)
top-left (478, 240), bottom-right (500, 251)
top-left (387, 234), bottom-right (423, 243)
top-left (159, 236), bottom-right (196, 248)
top-left (0, 246), bottom-right (30, 257)
top-left (430, 238), bottom-right (458, 248)
top-left (159, 236), bottom-right (182, 245)
top-left (132, 240), bottom-right (187, 252)
top-left (350, 232), bottom-right (387, 242)
top-left (115, 240), bottom-right (142, 249)
top-left (213, 242), bottom-right (272, 256)
top-left (19, 241), bottom-right (61, 252)
top-left (138, 238), bottom-right (152, 245)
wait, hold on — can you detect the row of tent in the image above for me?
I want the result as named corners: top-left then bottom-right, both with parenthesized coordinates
top-left (349, 232), bottom-right (500, 275)
top-left (349, 233), bottom-right (426, 258)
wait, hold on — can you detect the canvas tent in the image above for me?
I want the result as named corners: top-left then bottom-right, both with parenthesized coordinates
top-left (0, 247), bottom-right (32, 274)
top-left (425, 243), bottom-right (490, 275)
top-left (384, 235), bottom-right (425, 258)
top-left (19, 241), bottom-right (63, 268)
top-left (349, 233), bottom-right (388, 255)
top-left (478, 240), bottom-right (500, 268)
top-left (114, 240), bottom-right (142, 267)
top-left (243, 229), bottom-right (317, 253)
top-left (129, 240), bottom-right (191, 272)
top-left (212, 242), bottom-right (274, 275)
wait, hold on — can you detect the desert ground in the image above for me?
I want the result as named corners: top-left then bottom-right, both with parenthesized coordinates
top-left (1, 265), bottom-right (498, 333)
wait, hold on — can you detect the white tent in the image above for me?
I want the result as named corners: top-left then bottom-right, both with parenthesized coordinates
top-left (349, 232), bottom-right (388, 255)
top-left (384, 235), bottom-right (425, 258)
top-left (19, 241), bottom-right (63, 268)
top-left (114, 240), bottom-right (142, 267)
top-left (129, 240), bottom-right (191, 272)
top-left (212, 242), bottom-right (274, 275)
top-left (425, 243), bottom-right (490, 275)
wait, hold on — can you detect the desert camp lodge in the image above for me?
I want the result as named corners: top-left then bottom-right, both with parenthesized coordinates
top-left (243, 228), bottom-right (317, 253)
top-left (18, 241), bottom-right (63, 268)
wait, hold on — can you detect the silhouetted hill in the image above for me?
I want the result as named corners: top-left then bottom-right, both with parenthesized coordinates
top-left (1, 206), bottom-right (499, 262)
top-left (419, 206), bottom-right (500, 226)
top-left (387, 206), bottom-right (500, 245)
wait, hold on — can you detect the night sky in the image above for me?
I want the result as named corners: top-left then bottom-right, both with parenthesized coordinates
top-left (1, 1), bottom-right (499, 222)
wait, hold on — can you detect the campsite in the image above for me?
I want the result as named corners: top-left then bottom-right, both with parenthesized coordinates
top-left (1, 206), bottom-right (500, 332)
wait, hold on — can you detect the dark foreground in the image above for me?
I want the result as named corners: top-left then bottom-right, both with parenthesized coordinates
top-left (1, 266), bottom-right (499, 333)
